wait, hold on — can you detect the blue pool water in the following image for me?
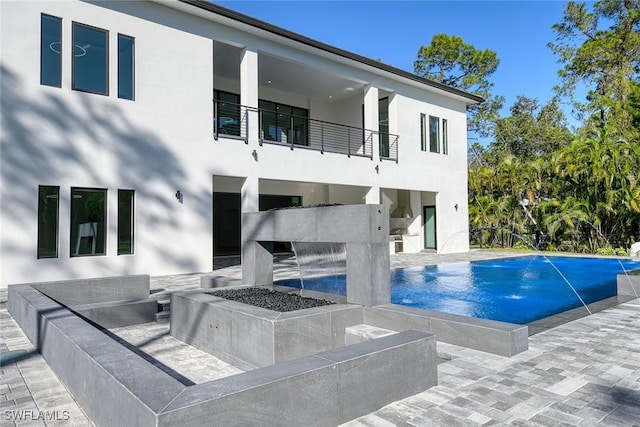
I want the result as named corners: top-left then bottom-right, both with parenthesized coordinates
top-left (276, 256), bottom-right (640, 324)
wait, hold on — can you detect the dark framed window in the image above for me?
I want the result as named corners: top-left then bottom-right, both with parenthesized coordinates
top-left (118, 34), bottom-right (135, 100)
top-left (259, 100), bottom-right (308, 146)
top-left (72, 22), bottom-right (108, 95)
top-left (420, 113), bottom-right (427, 152)
top-left (41, 14), bottom-right (62, 87)
top-left (214, 90), bottom-right (241, 136)
top-left (429, 115), bottom-right (440, 153)
top-left (37, 186), bottom-right (60, 258)
top-left (379, 97), bottom-right (389, 157)
top-left (118, 189), bottom-right (134, 255)
top-left (71, 187), bottom-right (107, 257)
top-left (442, 119), bottom-right (448, 155)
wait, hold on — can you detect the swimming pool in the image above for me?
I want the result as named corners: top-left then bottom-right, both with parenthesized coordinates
top-left (276, 255), bottom-right (640, 324)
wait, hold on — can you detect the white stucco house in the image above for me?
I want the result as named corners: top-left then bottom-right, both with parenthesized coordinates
top-left (0, 0), bottom-right (483, 288)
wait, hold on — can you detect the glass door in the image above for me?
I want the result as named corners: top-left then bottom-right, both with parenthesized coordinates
top-left (423, 206), bottom-right (437, 250)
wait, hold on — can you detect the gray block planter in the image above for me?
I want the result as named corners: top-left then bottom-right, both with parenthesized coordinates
top-left (8, 282), bottom-right (438, 427)
top-left (170, 289), bottom-right (364, 369)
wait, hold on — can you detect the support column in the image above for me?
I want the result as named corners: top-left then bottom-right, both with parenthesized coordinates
top-left (363, 85), bottom-right (379, 160)
top-left (241, 176), bottom-right (273, 286)
top-left (240, 47), bottom-right (259, 144)
top-left (365, 186), bottom-right (380, 204)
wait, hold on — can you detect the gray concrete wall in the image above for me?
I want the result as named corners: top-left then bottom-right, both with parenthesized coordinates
top-left (617, 271), bottom-right (640, 297)
top-left (24, 275), bottom-right (156, 328)
top-left (30, 275), bottom-right (150, 305)
top-left (242, 205), bottom-right (390, 306)
top-left (9, 283), bottom-right (437, 427)
top-left (157, 330), bottom-right (437, 426)
top-left (170, 290), bottom-right (364, 369)
top-left (365, 304), bottom-right (529, 357)
top-left (8, 285), bottom-right (185, 427)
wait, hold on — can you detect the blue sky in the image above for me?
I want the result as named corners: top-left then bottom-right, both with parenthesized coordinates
top-left (218, 1), bottom-right (577, 126)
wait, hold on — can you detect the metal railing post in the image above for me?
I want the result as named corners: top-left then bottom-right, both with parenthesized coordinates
top-left (213, 99), bottom-right (218, 140)
top-left (258, 109), bottom-right (263, 146)
top-left (244, 107), bottom-right (249, 144)
top-left (290, 115), bottom-right (294, 150)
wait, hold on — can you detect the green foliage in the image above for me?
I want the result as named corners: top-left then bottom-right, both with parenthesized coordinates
top-left (414, 34), bottom-right (504, 137)
top-left (548, 0), bottom-right (640, 125)
top-left (469, 0), bottom-right (640, 255)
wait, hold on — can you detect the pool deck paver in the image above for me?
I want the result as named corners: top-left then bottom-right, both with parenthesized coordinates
top-left (2, 251), bottom-right (640, 426)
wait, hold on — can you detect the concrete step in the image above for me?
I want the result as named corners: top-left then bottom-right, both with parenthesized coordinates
top-left (155, 310), bottom-right (170, 324)
top-left (345, 324), bottom-right (396, 345)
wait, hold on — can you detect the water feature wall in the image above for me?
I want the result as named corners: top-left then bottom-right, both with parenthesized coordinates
top-left (291, 242), bottom-right (347, 290)
top-left (242, 204), bottom-right (390, 306)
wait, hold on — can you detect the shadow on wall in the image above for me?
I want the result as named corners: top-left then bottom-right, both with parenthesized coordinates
top-left (0, 65), bottom-right (208, 280)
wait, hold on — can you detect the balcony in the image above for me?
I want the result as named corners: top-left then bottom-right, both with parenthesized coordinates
top-left (213, 100), bottom-right (398, 162)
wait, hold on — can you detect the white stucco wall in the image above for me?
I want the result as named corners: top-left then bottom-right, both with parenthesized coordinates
top-left (0, 0), bottom-right (472, 287)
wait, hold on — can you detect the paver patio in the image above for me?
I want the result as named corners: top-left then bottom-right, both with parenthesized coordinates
top-left (2, 251), bottom-right (640, 426)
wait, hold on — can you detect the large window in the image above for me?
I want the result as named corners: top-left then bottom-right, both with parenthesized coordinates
top-left (259, 100), bottom-right (308, 146)
top-left (118, 190), bottom-right (135, 255)
top-left (429, 116), bottom-right (440, 153)
top-left (37, 186), bottom-right (59, 258)
top-left (72, 23), bottom-right (108, 95)
top-left (71, 188), bottom-right (106, 256)
top-left (118, 34), bottom-right (135, 100)
top-left (41, 14), bottom-right (62, 88)
top-left (214, 90), bottom-right (241, 137)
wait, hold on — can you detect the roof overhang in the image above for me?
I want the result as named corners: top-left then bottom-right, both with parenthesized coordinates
top-left (154, 0), bottom-right (485, 106)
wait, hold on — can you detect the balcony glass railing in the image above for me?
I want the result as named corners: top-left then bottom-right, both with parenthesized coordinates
top-left (213, 100), bottom-right (398, 162)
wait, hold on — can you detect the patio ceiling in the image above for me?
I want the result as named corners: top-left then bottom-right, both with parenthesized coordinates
top-left (214, 41), bottom-right (366, 103)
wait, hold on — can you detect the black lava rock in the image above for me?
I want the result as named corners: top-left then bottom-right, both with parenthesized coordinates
top-left (210, 288), bottom-right (335, 312)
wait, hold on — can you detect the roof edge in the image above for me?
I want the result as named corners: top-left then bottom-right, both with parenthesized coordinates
top-left (177, 0), bottom-right (485, 104)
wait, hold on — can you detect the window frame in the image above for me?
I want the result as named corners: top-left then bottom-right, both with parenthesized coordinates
top-left (117, 34), bottom-right (135, 100)
top-left (72, 22), bottom-right (109, 96)
top-left (442, 119), bottom-right (448, 155)
top-left (41, 14), bottom-right (62, 88)
top-left (37, 185), bottom-right (60, 259)
top-left (259, 99), bottom-right (309, 146)
top-left (429, 115), bottom-right (440, 153)
top-left (70, 187), bottom-right (107, 257)
top-left (117, 189), bottom-right (135, 255)
top-left (420, 113), bottom-right (427, 152)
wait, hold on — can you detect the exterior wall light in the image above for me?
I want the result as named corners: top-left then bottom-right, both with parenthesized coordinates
top-left (175, 190), bottom-right (183, 203)
top-left (454, 203), bottom-right (458, 211)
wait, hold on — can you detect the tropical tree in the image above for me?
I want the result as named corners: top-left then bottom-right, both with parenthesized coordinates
top-left (414, 33), bottom-right (504, 137)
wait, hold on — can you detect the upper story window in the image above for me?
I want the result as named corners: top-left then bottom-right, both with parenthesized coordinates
top-left (420, 113), bottom-right (427, 152)
top-left (214, 90), bottom-right (241, 137)
top-left (429, 116), bottom-right (440, 153)
top-left (442, 119), bottom-right (448, 155)
top-left (422, 115), bottom-right (449, 155)
top-left (41, 14), bottom-right (62, 88)
top-left (118, 34), bottom-right (135, 100)
top-left (259, 100), bottom-right (308, 146)
top-left (72, 22), bottom-right (108, 95)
